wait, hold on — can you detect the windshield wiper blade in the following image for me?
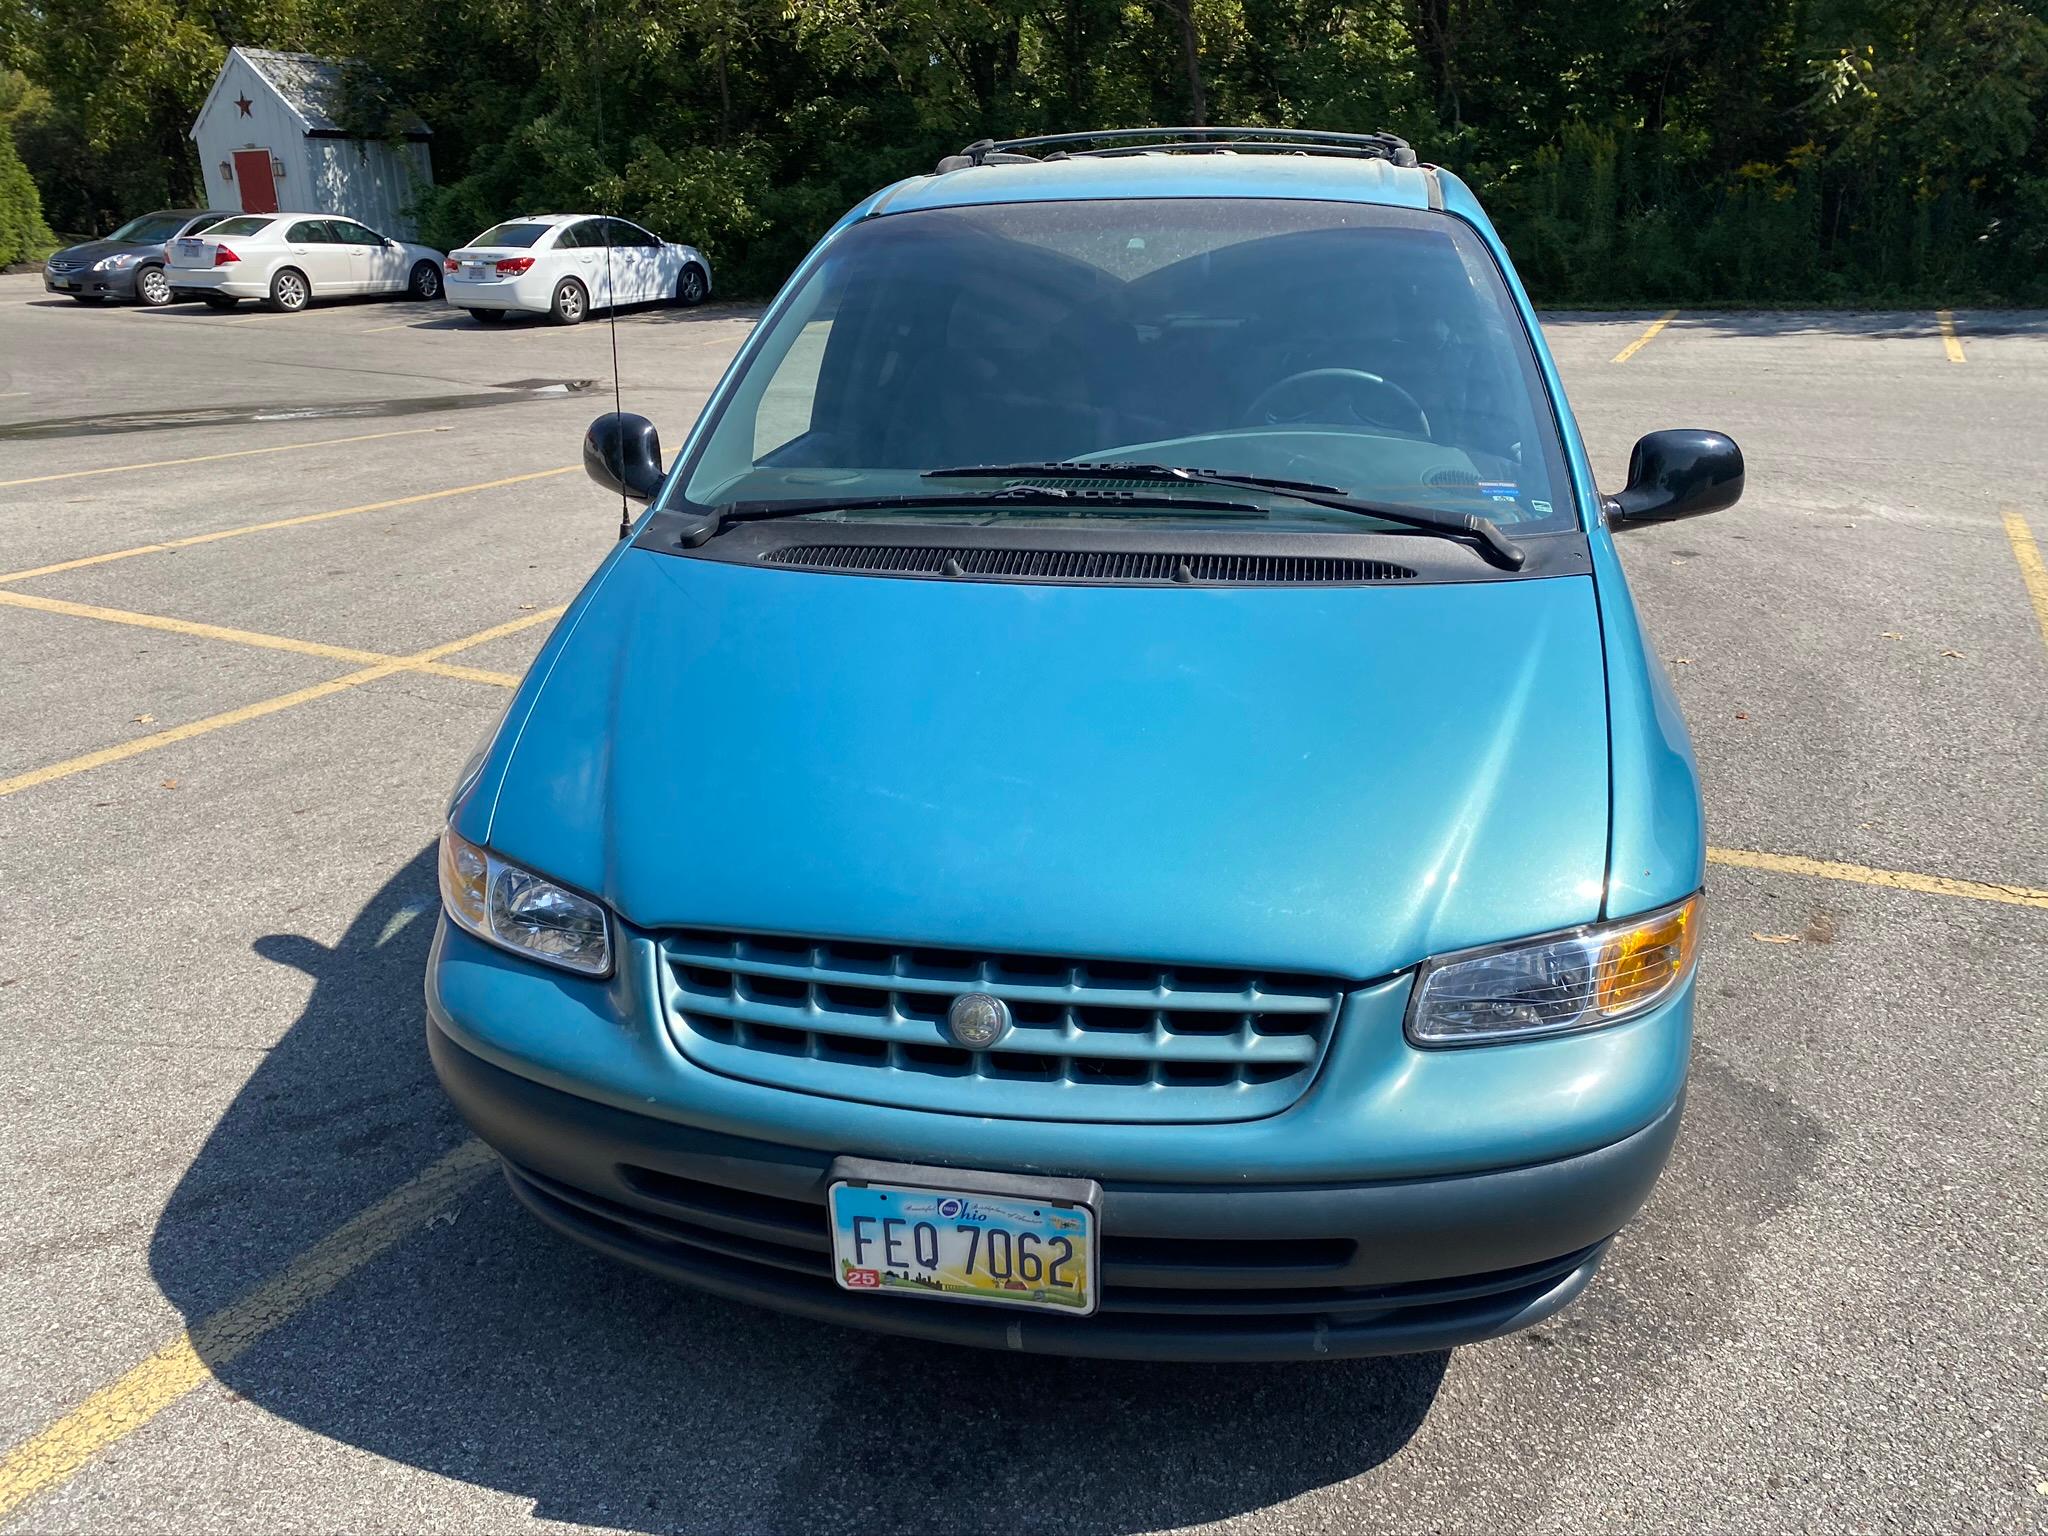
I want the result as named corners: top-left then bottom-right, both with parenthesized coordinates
top-left (669, 484), bottom-right (1266, 547)
top-left (924, 460), bottom-right (1348, 495)
top-left (923, 461), bottom-right (1526, 570)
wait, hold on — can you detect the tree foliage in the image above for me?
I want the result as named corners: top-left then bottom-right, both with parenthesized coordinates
top-left (3, 0), bottom-right (2045, 301)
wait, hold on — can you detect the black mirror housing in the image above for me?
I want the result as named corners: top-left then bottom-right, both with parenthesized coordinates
top-left (1610, 429), bottom-right (1744, 524)
top-left (584, 412), bottom-right (665, 503)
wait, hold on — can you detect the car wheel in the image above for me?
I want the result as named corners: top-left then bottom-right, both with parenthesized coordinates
top-left (675, 264), bottom-right (708, 307)
top-left (467, 308), bottom-right (505, 325)
top-left (550, 278), bottom-right (587, 326)
top-left (266, 268), bottom-right (310, 313)
top-left (202, 295), bottom-right (240, 311)
top-left (408, 260), bottom-right (441, 301)
top-left (136, 266), bottom-right (173, 307)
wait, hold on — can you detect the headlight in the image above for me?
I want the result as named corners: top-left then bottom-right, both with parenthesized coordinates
top-left (93, 253), bottom-right (141, 270)
top-left (1406, 894), bottom-right (1700, 1047)
top-left (439, 828), bottom-right (612, 977)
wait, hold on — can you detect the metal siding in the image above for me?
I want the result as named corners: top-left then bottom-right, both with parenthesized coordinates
top-left (306, 138), bottom-right (432, 240)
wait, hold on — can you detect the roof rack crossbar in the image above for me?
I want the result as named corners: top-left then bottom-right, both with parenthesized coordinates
top-left (940, 126), bottom-right (1419, 172)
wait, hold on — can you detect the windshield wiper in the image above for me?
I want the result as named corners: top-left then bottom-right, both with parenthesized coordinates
top-left (923, 460), bottom-right (1527, 571)
top-left (925, 460), bottom-right (1348, 495)
top-left (668, 483), bottom-right (1267, 547)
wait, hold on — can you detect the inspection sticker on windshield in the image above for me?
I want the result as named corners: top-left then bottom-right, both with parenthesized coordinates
top-left (827, 1174), bottom-right (1097, 1316)
top-left (1477, 481), bottom-right (1521, 503)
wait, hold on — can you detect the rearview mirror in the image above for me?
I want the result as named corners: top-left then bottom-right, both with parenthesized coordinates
top-left (583, 413), bottom-right (665, 503)
top-left (1609, 429), bottom-right (1744, 524)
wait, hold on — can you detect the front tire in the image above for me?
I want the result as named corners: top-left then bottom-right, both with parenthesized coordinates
top-left (675, 264), bottom-right (708, 307)
top-left (467, 308), bottom-right (505, 325)
top-left (135, 265), bottom-right (173, 307)
top-left (266, 268), bottom-right (310, 313)
top-left (408, 260), bottom-right (442, 301)
top-left (549, 278), bottom-right (587, 326)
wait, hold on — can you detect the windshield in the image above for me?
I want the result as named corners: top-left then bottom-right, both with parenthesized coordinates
top-left (205, 216), bottom-right (274, 238)
top-left (681, 199), bottom-right (1574, 533)
top-left (108, 213), bottom-right (188, 243)
top-left (471, 222), bottom-right (552, 248)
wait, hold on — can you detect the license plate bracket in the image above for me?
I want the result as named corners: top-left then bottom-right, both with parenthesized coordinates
top-left (827, 1157), bottom-right (1101, 1317)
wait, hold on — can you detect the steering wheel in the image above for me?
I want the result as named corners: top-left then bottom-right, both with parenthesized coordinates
top-left (1241, 368), bottom-right (1432, 439)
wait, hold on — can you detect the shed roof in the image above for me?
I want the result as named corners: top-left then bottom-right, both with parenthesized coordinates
top-left (216, 48), bottom-right (431, 137)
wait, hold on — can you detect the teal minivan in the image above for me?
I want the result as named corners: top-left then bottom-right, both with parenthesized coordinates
top-left (429, 129), bottom-right (1743, 1359)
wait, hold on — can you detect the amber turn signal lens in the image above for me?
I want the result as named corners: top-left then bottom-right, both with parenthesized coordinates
top-left (1594, 895), bottom-right (1701, 1019)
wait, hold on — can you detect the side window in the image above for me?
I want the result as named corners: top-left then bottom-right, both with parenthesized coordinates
top-left (556, 221), bottom-right (594, 250)
top-left (286, 220), bottom-right (329, 243)
top-left (336, 222), bottom-right (384, 246)
top-left (607, 219), bottom-right (651, 248)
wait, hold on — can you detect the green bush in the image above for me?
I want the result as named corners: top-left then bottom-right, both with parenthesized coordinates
top-left (0, 119), bottom-right (55, 265)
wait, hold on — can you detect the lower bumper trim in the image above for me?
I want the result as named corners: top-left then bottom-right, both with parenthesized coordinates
top-left (430, 1017), bottom-right (1677, 1360)
top-left (504, 1157), bottom-right (1607, 1361)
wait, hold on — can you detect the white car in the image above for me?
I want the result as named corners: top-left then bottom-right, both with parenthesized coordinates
top-left (165, 213), bottom-right (446, 313)
top-left (442, 214), bottom-right (712, 325)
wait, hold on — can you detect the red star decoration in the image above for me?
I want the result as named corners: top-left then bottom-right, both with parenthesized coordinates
top-left (235, 94), bottom-right (253, 117)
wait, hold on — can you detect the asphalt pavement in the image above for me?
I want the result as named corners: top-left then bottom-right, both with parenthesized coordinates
top-left (0, 279), bottom-right (2043, 1534)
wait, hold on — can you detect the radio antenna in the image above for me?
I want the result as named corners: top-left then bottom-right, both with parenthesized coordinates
top-left (591, 0), bottom-right (630, 539)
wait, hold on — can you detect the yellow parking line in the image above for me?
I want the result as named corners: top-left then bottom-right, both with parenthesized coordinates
top-left (1707, 847), bottom-right (2048, 910)
top-left (0, 427), bottom-right (452, 490)
top-left (0, 1140), bottom-right (494, 1524)
top-left (0, 607), bottom-right (562, 798)
top-left (0, 466), bottom-right (577, 586)
top-left (1936, 310), bottom-right (1965, 364)
top-left (1611, 310), bottom-right (1678, 364)
top-left (2003, 510), bottom-right (2048, 654)
top-left (0, 590), bottom-right (520, 686)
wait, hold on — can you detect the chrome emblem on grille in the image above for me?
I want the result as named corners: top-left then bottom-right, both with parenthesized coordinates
top-left (945, 993), bottom-right (1011, 1050)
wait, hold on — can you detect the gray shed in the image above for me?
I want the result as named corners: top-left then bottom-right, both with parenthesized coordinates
top-left (190, 48), bottom-right (434, 239)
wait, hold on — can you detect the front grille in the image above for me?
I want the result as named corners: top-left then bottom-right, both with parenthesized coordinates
top-left (762, 544), bottom-right (1415, 585)
top-left (659, 932), bottom-right (1342, 1123)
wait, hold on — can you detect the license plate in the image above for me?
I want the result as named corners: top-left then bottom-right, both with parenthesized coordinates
top-left (50, 277), bottom-right (71, 289)
top-left (466, 262), bottom-right (487, 280)
top-left (827, 1160), bottom-right (1099, 1316)
top-left (173, 239), bottom-right (203, 260)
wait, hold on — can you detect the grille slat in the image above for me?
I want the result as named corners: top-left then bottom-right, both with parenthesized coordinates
top-left (665, 934), bottom-right (1331, 1014)
top-left (661, 931), bottom-right (1341, 1125)
top-left (762, 544), bottom-right (1416, 585)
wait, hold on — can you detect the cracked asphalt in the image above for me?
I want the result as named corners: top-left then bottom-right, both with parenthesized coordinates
top-left (1, 279), bottom-right (2043, 1534)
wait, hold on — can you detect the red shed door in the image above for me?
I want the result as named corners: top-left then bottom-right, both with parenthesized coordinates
top-left (233, 150), bottom-right (278, 214)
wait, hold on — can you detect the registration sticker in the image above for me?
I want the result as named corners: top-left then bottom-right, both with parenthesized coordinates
top-left (827, 1175), bottom-right (1097, 1316)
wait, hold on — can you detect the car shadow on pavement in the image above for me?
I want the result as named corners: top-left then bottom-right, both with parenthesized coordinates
top-left (148, 847), bottom-right (1446, 1534)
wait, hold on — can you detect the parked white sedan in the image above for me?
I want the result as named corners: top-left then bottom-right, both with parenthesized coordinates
top-left (442, 214), bottom-right (712, 325)
top-left (165, 214), bottom-right (446, 312)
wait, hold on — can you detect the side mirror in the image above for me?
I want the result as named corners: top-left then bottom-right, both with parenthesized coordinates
top-left (583, 413), bottom-right (665, 503)
top-left (1609, 429), bottom-right (1744, 524)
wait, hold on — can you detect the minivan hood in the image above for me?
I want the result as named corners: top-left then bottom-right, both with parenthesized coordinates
top-left (485, 551), bottom-right (1612, 979)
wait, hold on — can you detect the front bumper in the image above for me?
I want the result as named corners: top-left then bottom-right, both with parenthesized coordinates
top-left (428, 1004), bottom-right (1682, 1360)
top-left (45, 265), bottom-right (138, 298)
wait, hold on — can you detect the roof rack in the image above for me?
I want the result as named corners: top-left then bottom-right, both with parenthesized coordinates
top-left (936, 127), bottom-right (1419, 174)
